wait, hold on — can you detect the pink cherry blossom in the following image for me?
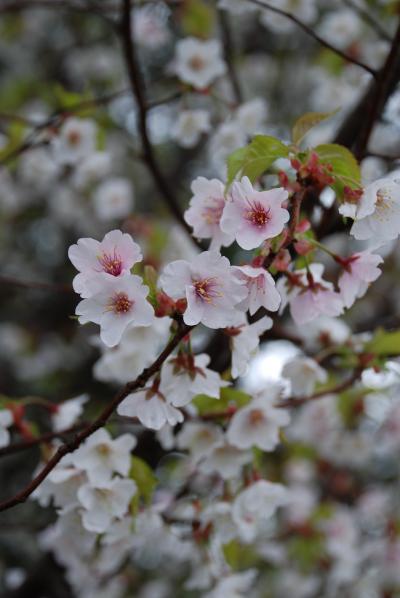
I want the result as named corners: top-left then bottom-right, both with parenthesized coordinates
top-left (220, 177), bottom-right (289, 250)
top-left (68, 230), bottom-right (142, 298)
top-left (159, 251), bottom-right (247, 328)
top-left (278, 264), bottom-right (344, 325)
top-left (184, 177), bottom-right (234, 250)
top-left (75, 275), bottom-right (154, 347)
top-left (338, 250), bottom-right (383, 308)
top-left (233, 265), bottom-right (281, 315)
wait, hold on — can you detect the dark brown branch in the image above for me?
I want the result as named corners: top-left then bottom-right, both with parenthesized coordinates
top-left (353, 19), bottom-right (400, 160)
top-left (0, 423), bottom-right (88, 457)
top-left (0, 322), bottom-right (193, 512)
top-left (0, 275), bottom-right (73, 294)
top-left (218, 9), bottom-right (243, 105)
top-left (246, 0), bottom-right (377, 77)
top-left (119, 0), bottom-right (202, 250)
top-left (278, 369), bottom-right (362, 408)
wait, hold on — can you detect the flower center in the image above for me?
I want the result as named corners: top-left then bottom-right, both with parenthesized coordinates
top-left (109, 292), bottom-right (133, 314)
top-left (244, 201), bottom-right (271, 228)
top-left (188, 55), bottom-right (206, 71)
top-left (67, 130), bottom-right (81, 146)
top-left (249, 409), bottom-right (265, 426)
top-left (98, 250), bottom-right (123, 276)
top-left (193, 277), bottom-right (222, 303)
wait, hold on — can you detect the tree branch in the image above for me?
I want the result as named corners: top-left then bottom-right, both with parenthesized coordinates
top-left (218, 9), bottom-right (243, 105)
top-left (0, 423), bottom-right (88, 457)
top-left (0, 275), bottom-right (73, 294)
top-left (0, 321), bottom-right (193, 512)
top-left (246, 0), bottom-right (377, 77)
top-left (119, 0), bottom-right (202, 250)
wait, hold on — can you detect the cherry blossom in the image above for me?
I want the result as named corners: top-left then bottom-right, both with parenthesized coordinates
top-left (229, 315), bottom-right (273, 378)
top-left (70, 428), bottom-right (136, 485)
top-left (0, 409), bottom-right (13, 448)
top-left (75, 274), bottom-right (154, 347)
top-left (68, 229), bottom-right (142, 298)
top-left (350, 177), bottom-right (400, 242)
top-left (160, 352), bottom-right (228, 408)
top-left (173, 38), bottom-right (226, 90)
top-left (51, 394), bottom-right (88, 431)
top-left (117, 385), bottom-right (183, 430)
top-left (282, 356), bottom-right (327, 397)
top-left (232, 480), bottom-right (289, 542)
top-left (171, 110), bottom-right (211, 148)
top-left (52, 117), bottom-right (97, 165)
top-left (77, 478), bottom-right (137, 533)
top-left (235, 98), bottom-right (269, 135)
top-left (233, 265), bottom-right (281, 315)
top-left (199, 443), bottom-right (253, 480)
top-left (338, 250), bottom-right (383, 308)
top-left (159, 251), bottom-right (247, 328)
top-left (93, 178), bottom-right (134, 222)
top-left (227, 386), bottom-right (290, 451)
top-left (184, 177), bottom-right (234, 250)
top-left (220, 177), bottom-right (289, 250)
top-left (176, 422), bottom-right (224, 462)
top-left (278, 263), bottom-right (344, 325)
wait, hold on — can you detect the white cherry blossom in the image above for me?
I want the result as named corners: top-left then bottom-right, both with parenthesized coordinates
top-left (199, 443), bottom-right (253, 479)
top-left (229, 315), bottom-right (273, 378)
top-left (68, 229), bottom-right (142, 298)
top-left (159, 251), bottom-right (247, 328)
top-left (220, 177), bottom-right (289, 250)
top-left (78, 478), bottom-right (137, 533)
top-left (232, 480), bottom-right (289, 542)
top-left (184, 177), bottom-right (234, 250)
top-left (75, 274), bottom-right (154, 347)
top-left (235, 98), bottom-right (268, 135)
top-left (51, 394), bottom-right (88, 431)
top-left (282, 356), bottom-right (327, 398)
top-left (173, 38), bottom-right (226, 90)
top-left (117, 386), bottom-right (183, 430)
top-left (52, 117), bottom-right (97, 165)
top-left (160, 352), bottom-right (228, 408)
top-left (171, 110), bottom-right (211, 148)
top-left (93, 178), bottom-right (134, 222)
top-left (350, 177), bottom-right (400, 242)
top-left (227, 385), bottom-right (290, 451)
top-left (176, 422), bottom-right (224, 462)
top-left (233, 265), bottom-right (281, 315)
top-left (71, 428), bottom-right (136, 485)
top-left (338, 250), bottom-right (383, 308)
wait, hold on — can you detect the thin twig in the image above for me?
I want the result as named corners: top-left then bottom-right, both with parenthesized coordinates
top-left (278, 369), bottom-right (362, 408)
top-left (0, 322), bottom-right (193, 512)
top-left (218, 9), bottom-right (243, 105)
top-left (0, 423), bottom-right (88, 457)
top-left (119, 0), bottom-right (203, 250)
top-left (345, 0), bottom-right (392, 42)
top-left (246, 0), bottom-right (377, 77)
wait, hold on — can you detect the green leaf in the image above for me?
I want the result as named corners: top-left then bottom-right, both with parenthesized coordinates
top-left (314, 143), bottom-right (361, 197)
top-left (365, 328), bottom-right (400, 356)
top-left (223, 540), bottom-right (259, 571)
top-left (226, 135), bottom-right (290, 185)
top-left (181, 0), bottom-right (214, 37)
top-left (129, 456), bottom-right (157, 506)
top-left (292, 109), bottom-right (339, 146)
top-left (192, 387), bottom-right (252, 415)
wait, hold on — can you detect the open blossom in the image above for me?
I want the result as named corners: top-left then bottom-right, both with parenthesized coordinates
top-left (78, 478), bottom-right (137, 533)
top-left (173, 37), bottom-right (226, 90)
top-left (233, 265), bottom-right (281, 315)
top-left (176, 422), bottom-right (224, 462)
top-left (227, 385), bottom-right (290, 451)
top-left (160, 352), bottom-right (228, 408)
top-left (235, 98), bottom-right (268, 135)
top-left (0, 409), bottom-right (13, 448)
top-left (159, 251), bottom-right (247, 328)
top-left (350, 177), bottom-right (400, 242)
top-left (260, 0), bottom-right (317, 34)
top-left (282, 356), bottom-right (327, 397)
top-left (338, 250), bottom-right (383, 308)
top-left (278, 263), bottom-right (344, 325)
top-left (52, 117), bottom-right (97, 165)
top-left (220, 177), bottom-right (289, 250)
top-left (171, 110), bottom-right (211, 148)
top-left (184, 177), bottom-right (234, 250)
top-left (204, 571), bottom-right (258, 598)
top-left (199, 443), bottom-right (253, 479)
top-left (117, 385), bottom-right (183, 430)
top-left (93, 178), bottom-right (134, 222)
top-left (229, 315), bottom-right (273, 379)
top-left (75, 274), bottom-right (154, 347)
top-left (232, 480), bottom-right (289, 542)
top-left (70, 428), bottom-right (136, 485)
top-left (68, 229), bottom-right (142, 298)
top-left (51, 394), bottom-right (88, 431)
